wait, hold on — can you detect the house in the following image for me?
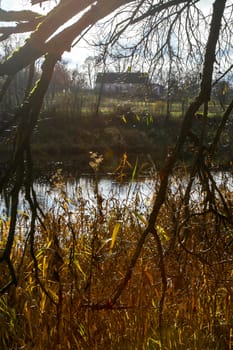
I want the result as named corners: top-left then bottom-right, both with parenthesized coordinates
top-left (95, 72), bottom-right (149, 96)
top-left (150, 83), bottom-right (164, 97)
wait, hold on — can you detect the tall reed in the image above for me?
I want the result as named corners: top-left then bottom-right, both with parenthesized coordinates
top-left (0, 168), bottom-right (232, 349)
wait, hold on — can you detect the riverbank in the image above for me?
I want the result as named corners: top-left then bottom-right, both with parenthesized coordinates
top-left (33, 111), bottom-right (233, 172)
top-left (0, 111), bottom-right (232, 175)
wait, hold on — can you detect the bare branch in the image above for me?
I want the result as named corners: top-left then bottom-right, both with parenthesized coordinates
top-left (0, 9), bottom-right (41, 22)
top-left (0, 0), bottom-right (133, 75)
top-left (0, 20), bottom-right (41, 41)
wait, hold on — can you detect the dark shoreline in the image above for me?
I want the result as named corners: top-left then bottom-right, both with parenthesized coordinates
top-left (0, 151), bottom-right (232, 185)
top-left (0, 113), bottom-right (232, 179)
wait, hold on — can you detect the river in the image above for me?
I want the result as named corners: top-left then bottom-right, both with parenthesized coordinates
top-left (0, 171), bottom-right (232, 217)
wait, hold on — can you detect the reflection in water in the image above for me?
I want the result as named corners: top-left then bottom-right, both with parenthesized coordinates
top-left (0, 172), bottom-right (233, 216)
top-left (33, 176), bottom-right (156, 214)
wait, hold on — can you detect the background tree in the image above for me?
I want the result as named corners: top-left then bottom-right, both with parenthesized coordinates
top-left (83, 56), bottom-right (99, 89)
top-left (47, 60), bottom-right (72, 98)
top-left (0, 1), bottom-right (232, 346)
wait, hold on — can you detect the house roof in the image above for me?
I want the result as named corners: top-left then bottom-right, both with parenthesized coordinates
top-left (96, 72), bottom-right (148, 84)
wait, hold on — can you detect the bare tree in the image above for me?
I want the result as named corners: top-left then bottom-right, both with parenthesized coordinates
top-left (0, 1), bottom-right (232, 342)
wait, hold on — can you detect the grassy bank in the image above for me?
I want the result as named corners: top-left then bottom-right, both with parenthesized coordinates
top-left (0, 94), bottom-right (232, 172)
top-left (28, 102), bottom-right (233, 173)
top-left (0, 170), bottom-right (232, 349)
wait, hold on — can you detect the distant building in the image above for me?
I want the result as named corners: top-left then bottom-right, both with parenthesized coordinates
top-left (95, 72), bottom-right (149, 96)
top-left (150, 83), bottom-right (164, 98)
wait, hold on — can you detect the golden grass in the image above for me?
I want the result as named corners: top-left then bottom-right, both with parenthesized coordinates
top-left (0, 172), bottom-right (232, 349)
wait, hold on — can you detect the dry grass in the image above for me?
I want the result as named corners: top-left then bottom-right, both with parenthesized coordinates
top-left (0, 170), bottom-right (232, 349)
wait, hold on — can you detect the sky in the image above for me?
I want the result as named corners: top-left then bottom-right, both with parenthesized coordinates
top-left (0, 0), bottom-right (215, 68)
top-left (1, 0), bottom-right (50, 13)
top-left (1, 0), bottom-right (214, 14)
